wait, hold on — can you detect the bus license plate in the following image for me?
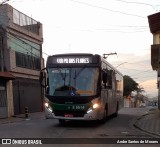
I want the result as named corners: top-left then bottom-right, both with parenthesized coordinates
top-left (64, 114), bottom-right (73, 117)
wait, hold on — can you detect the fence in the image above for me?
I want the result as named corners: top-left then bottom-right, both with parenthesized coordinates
top-left (13, 8), bottom-right (40, 35)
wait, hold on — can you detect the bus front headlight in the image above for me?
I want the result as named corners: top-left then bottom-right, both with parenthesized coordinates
top-left (93, 103), bottom-right (99, 109)
top-left (45, 102), bottom-right (49, 107)
top-left (44, 102), bottom-right (53, 112)
top-left (86, 98), bottom-right (100, 114)
top-left (87, 103), bottom-right (99, 114)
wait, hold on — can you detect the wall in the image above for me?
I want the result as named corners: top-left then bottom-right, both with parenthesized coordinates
top-left (0, 4), bottom-right (44, 116)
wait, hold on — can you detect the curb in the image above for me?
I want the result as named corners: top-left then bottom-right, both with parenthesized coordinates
top-left (133, 109), bottom-right (160, 137)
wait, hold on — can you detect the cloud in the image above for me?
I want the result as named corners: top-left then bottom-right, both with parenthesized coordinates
top-left (140, 79), bottom-right (157, 98)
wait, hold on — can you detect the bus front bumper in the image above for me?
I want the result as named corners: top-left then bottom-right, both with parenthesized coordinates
top-left (45, 107), bottom-right (103, 121)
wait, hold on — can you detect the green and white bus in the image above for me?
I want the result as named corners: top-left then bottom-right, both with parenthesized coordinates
top-left (40, 53), bottom-right (123, 124)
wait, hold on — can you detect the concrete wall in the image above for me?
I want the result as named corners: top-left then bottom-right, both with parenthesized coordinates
top-left (0, 4), bottom-right (44, 116)
top-left (0, 4), bottom-right (9, 27)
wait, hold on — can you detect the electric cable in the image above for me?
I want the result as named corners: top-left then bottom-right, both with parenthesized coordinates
top-left (70, 0), bottom-right (146, 18)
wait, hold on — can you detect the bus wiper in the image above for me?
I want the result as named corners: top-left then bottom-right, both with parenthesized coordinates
top-left (73, 66), bottom-right (86, 89)
top-left (56, 65), bottom-right (66, 86)
top-left (73, 66), bottom-right (86, 80)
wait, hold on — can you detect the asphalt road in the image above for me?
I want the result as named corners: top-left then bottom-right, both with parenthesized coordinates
top-left (0, 108), bottom-right (159, 147)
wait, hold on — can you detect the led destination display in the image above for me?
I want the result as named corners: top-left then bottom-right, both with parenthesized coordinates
top-left (56, 57), bottom-right (90, 64)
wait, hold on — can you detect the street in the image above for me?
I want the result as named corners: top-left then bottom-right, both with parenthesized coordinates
top-left (0, 108), bottom-right (158, 145)
top-left (1, 107), bottom-right (160, 147)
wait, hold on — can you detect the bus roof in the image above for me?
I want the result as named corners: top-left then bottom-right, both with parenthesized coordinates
top-left (101, 56), bottom-right (123, 76)
top-left (46, 53), bottom-right (123, 76)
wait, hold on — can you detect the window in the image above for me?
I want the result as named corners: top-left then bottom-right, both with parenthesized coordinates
top-left (47, 67), bottom-right (99, 96)
top-left (9, 34), bottom-right (41, 70)
top-left (16, 52), bottom-right (41, 70)
top-left (9, 35), bottom-right (40, 57)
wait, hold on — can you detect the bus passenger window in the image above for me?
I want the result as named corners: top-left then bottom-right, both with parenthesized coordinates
top-left (102, 71), bottom-right (107, 88)
top-left (107, 70), bottom-right (112, 89)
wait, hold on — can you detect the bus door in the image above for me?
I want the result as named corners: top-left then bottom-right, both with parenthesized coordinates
top-left (111, 70), bottom-right (117, 113)
top-left (107, 70), bottom-right (117, 115)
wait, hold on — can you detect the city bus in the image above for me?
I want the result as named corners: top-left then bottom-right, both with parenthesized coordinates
top-left (40, 53), bottom-right (123, 124)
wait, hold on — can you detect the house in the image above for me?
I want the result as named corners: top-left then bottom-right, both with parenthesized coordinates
top-left (0, 4), bottom-right (44, 117)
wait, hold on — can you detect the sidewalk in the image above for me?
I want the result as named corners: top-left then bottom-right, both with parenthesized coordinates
top-left (0, 111), bottom-right (45, 124)
top-left (134, 108), bottom-right (160, 137)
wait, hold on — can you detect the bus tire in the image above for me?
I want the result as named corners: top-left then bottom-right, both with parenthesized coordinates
top-left (113, 103), bottom-right (119, 117)
top-left (100, 105), bottom-right (108, 124)
top-left (58, 119), bottom-right (66, 125)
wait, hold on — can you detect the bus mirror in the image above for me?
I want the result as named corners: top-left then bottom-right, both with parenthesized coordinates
top-left (39, 68), bottom-right (47, 88)
top-left (103, 72), bottom-right (108, 83)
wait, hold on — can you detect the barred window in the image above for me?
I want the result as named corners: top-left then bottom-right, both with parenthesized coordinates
top-left (16, 52), bottom-right (41, 70)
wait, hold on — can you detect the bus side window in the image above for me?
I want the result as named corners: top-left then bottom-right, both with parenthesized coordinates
top-left (107, 70), bottom-right (113, 89)
top-left (102, 70), bottom-right (107, 89)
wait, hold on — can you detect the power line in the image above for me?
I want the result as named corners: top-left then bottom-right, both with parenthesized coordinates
top-left (97, 29), bottom-right (149, 33)
top-left (100, 24), bottom-right (148, 28)
top-left (8, 31), bottom-right (49, 57)
top-left (63, 25), bottom-right (149, 34)
top-left (114, 0), bottom-right (155, 7)
top-left (118, 67), bottom-right (151, 72)
top-left (70, 0), bottom-right (146, 18)
top-left (6, 0), bottom-right (23, 4)
top-left (8, 35), bottom-right (40, 58)
top-left (114, 0), bottom-right (160, 12)
top-left (94, 27), bottom-right (149, 33)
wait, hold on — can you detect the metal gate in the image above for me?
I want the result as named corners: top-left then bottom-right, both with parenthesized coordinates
top-left (0, 80), bottom-right (7, 118)
top-left (13, 77), bottom-right (43, 115)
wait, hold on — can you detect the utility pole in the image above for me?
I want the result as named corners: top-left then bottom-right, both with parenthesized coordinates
top-left (103, 52), bottom-right (117, 59)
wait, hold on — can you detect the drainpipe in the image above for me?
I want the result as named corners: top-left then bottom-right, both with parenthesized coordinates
top-left (0, 26), bottom-right (5, 72)
top-left (0, 38), bottom-right (4, 72)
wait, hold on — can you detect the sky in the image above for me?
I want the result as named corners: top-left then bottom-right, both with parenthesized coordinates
top-left (4, 0), bottom-right (160, 98)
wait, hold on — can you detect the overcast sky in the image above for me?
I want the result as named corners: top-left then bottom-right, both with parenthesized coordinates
top-left (6, 0), bottom-right (160, 98)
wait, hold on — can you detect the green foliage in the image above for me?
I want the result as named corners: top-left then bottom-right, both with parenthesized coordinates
top-left (123, 75), bottom-right (139, 97)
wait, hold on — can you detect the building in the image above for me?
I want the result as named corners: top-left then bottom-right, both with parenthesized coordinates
top-left (0, 4), bottom-right (44, 117)
top-left (124, 93), bottom-right (148, 108)
top-left (147, 97), bottom-right (158, 107)
top-left (148, 12), bottom-right (160, 110)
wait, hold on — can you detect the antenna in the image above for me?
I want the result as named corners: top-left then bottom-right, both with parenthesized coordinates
top-left (103, 52), bottom-right (117, 59)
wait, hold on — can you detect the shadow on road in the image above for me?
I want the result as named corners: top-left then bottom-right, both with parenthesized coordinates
top-left (54, 115), bottom-right (116, 128)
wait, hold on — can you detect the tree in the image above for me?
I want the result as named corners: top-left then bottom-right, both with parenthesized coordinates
top-left (123, 75), bottom-right (138, 97)
top-left (134, 85), bottom-right (146, 106)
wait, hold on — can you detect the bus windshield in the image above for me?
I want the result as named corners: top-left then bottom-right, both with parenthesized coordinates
top-left (47, 67), bottom-right (99, 96)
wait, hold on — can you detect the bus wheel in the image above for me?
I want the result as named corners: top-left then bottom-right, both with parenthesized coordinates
top-left (113, 103), bottom-right (119, 117)
top-left (58, 119), bottom-right (66, 125)
top-left (100, 108), bottom-right (107, 124)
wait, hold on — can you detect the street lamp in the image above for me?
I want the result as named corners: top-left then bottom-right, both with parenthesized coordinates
top-left (116, 62), bottom-right (128, 68)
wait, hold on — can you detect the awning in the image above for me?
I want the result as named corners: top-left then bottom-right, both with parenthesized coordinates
top-left (0, 72), bottom-right (15, 80)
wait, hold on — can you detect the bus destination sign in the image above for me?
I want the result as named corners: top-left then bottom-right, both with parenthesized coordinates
top-left (56, 57), bottom-right (90, 64)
